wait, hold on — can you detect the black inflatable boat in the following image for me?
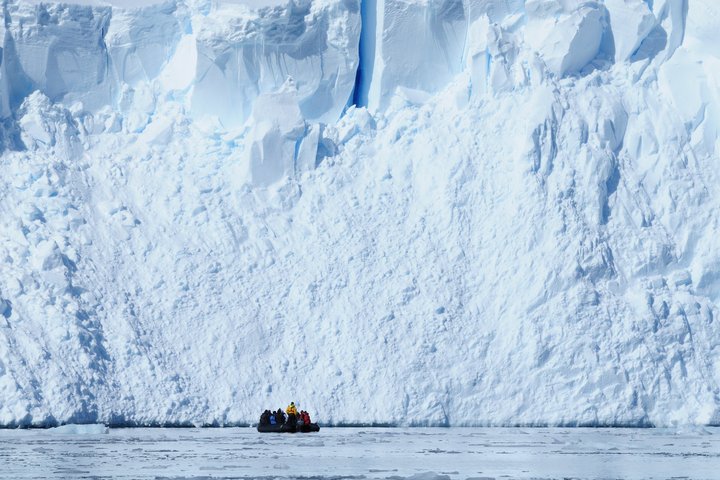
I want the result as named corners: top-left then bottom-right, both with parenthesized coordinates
top-left (257, 423), bottom-right (320, 433)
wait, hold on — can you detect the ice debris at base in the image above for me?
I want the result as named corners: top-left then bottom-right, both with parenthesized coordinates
top-left (0, 0), bottom-right (720, 428)
top-left (48, 424), bottom-right (109, 435)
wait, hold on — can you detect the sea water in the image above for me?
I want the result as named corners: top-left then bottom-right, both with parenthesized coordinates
top-left (0, 427), bottom-right (718, 479)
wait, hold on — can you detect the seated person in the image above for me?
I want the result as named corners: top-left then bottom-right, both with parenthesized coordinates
top-left (259, 410), bottom-right (270, 425)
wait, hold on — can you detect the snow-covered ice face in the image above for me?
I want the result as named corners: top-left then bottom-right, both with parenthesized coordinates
top-left (1, 0), bottom-right (720, 429)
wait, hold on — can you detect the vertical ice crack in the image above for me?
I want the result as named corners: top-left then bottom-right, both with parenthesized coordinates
top-left (351, 0), bottom-right (378, 108)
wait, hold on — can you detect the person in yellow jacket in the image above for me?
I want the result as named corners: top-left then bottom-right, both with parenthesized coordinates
top-left (286, 402), bottom-right (299, 426)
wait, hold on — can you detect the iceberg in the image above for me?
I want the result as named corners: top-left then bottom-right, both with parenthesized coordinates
top-left (48, 423), bottom-right (110, 434)
top-left (0, 0), bottom-right (719, 428)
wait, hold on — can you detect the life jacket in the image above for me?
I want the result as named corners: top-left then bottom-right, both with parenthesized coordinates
top-left (287, 404), bottom-right (298, 415)
top-left (269, 415), bottom-right (276, 425)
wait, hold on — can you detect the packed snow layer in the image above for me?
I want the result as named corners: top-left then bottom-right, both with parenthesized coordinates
top-left (0, 0), bottom-right (720, 427)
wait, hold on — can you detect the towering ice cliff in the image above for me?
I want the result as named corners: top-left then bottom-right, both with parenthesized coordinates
top-left (1, 0), bottom-right (720, 427)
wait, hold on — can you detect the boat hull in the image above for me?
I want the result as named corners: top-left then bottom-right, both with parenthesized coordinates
top-left (256, 423), bottom-right (320, 433)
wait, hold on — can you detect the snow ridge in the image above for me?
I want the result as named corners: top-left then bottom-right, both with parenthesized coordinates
top-left (1, 0), bottom-right (720, 428)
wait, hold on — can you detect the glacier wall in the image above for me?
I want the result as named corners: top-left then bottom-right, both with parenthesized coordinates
top-left (1, 0), bottom-right (720, 427)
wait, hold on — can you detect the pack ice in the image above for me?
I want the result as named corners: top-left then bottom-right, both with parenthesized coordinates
top-left (0, 0), bottom-right (719, 428)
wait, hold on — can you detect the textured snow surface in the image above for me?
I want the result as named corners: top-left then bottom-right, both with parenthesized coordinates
top-left (0, 0), bottom-right (720, 427)
top-left (2, 427), bottom-right (720, 479)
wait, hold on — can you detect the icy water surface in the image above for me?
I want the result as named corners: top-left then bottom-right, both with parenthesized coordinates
top-left (1, 427), bottom-right (719, 479)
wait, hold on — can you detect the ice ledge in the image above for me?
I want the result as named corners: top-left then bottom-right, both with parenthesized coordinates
top-left (0, 0), bottom-right (362, 126)
top-left (0, 0), bottom-right (691, 118)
